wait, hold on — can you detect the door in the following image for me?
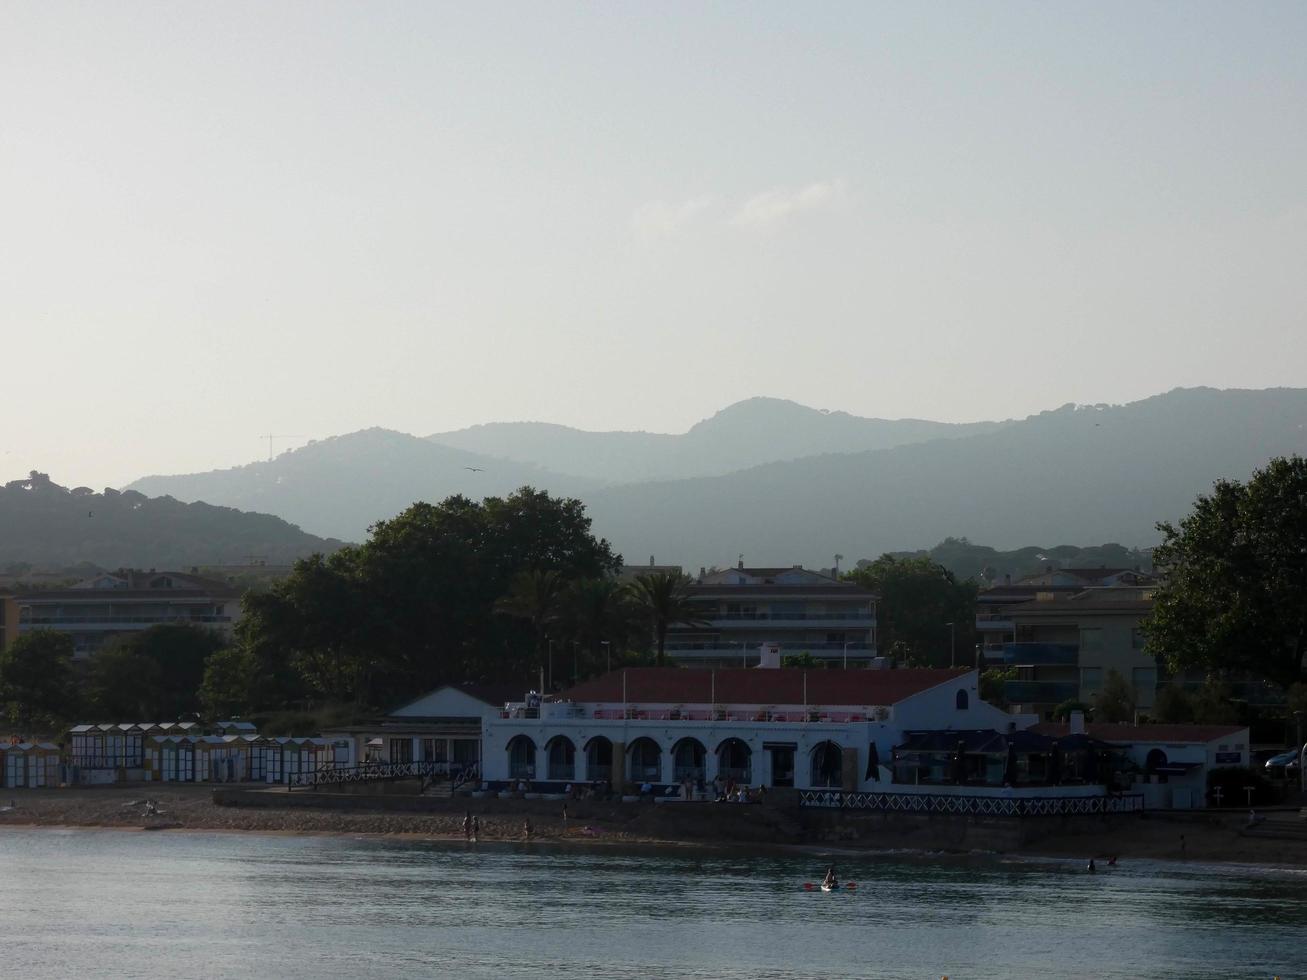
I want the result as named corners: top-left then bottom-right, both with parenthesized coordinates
top-left (770, 747), bottom-right (795, 788)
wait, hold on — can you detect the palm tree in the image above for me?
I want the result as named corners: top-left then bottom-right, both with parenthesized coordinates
top-left (629, 571), bottom-right (708, 667)
top-left (564, 577), bottom-right (638, 675)
top-left (495, 569), bottom-right (567, 681)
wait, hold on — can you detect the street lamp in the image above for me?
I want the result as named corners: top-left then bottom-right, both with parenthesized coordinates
top-left (601, 640), bottom-right (611, 673)
top-left (843, 641), bottom-right (849, 669)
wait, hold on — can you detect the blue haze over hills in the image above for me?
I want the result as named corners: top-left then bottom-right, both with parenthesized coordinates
top-left (120, 387), bottom-right (1307, 570)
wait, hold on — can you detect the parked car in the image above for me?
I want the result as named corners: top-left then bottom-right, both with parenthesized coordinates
top-left (1263, 749), bottom-right (1302, 773)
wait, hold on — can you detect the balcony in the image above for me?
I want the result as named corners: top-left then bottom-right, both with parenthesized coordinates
top-left (702, 611), bottom-right (875, 622)
top-left (23, 614), bottom-right (232, 625)
top-left (1003, 680), bottom-right (1080, 704)
top-left (993, 642), bottom-right (1079, 666)
top-left (665, 641), bottom-right (874, 652)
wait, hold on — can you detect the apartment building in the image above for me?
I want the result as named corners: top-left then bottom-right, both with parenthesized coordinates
top-left (991, 586), bottom-right (1157, 718)
top-left (1, 569), bottom-right (242, 659)
top-left (664, 563), bottom-right (878, 668)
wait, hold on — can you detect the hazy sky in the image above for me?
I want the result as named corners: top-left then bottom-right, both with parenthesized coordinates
top-left (3, 2), bottom-right (1304, 489)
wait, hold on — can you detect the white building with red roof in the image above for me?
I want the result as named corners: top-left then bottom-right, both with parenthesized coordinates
top-left (480, 666), bottom-right (1037, 795)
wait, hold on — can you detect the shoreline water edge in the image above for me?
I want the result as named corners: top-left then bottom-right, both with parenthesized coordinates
top-left (3, 784), bottom-right (1306, 870)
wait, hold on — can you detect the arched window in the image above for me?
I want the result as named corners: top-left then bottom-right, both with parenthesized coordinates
top-left (1145, 748), bottom-right (1168, 771)
top-left (672, 738), bottom-right (706, 782)
top-left (546, 736), bottom-right (575, 781)
top-left (628, 737), bottom-right (662, 784)
top-left (955, 689), bottom-right (969, 710)
top-left (716, 738), bottom-right (752, 784)
top-left (810, 740), bottom-right (843, 788)
top-left (507, 735), bottom-right (536, 780)
top-left (584, 736), bottom-right (613, 783)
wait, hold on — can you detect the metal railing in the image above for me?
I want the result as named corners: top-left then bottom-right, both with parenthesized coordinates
top-left (24, 615), bottom-right (232, 625)
top-left (993, 643), bottom-right (1079, 666)
top-left (288, 760), bottom-right (442, 788)
top-left (798, 789), bottom-right (1145, 817)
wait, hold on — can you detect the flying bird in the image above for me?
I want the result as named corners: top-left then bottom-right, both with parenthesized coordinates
top-left (464, 467), bottom-right (485, 472)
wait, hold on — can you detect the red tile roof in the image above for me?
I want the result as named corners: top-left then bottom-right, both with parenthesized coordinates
top-left (559, 667), bottom-right (962, 706)
top-left (1032, 722), bottom-right (1246, 744)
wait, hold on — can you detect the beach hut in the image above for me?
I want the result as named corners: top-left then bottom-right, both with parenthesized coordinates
top-left (3, 742), bottom-right (61, 788)
top-left (194, 735), bottom-right (255, 782)
top-left (145, 733), bottom-right (197, 782)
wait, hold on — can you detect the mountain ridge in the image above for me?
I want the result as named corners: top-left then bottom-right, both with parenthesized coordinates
top-left (121, 387), bottom-right (1307, 567)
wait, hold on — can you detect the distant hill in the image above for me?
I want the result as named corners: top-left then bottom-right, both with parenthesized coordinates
top-left (428, 396), bottom-right (1007, 483)
top-left (580, 387), bottom-right (1307, 568)
top-left (123, 388), bottom-right (1307, 566)
top-left (0, 473), bottom-right (344, 569)
top-left (127, 428), bottom-right (601, 541)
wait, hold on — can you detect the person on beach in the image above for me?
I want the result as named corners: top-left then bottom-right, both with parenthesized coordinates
top-left (471, 815), bottom-right (480, 842)
top-left (462, 811), bottom-right (472, 841)
top-left (523, 817), bottom-right (533, 840)
top-left (561, 803), bottom-right (569, 826)
top-left (1179, 834), bottom-right (1186, 857)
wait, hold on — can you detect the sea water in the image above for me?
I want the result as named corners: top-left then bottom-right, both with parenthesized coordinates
top-left (0, 829), bottom-right (1303, 979)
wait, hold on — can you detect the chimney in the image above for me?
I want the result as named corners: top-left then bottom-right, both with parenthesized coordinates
top-left (738, 557), bottom-right (745, 570)
top-left (649, 555), bottom-right (655, 567)
top-left (1070, 710), bottom-right (1086, 736)
top-left (699, 566), bottom-right (706, 580)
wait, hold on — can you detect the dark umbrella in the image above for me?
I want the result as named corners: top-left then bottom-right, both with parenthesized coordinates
top-left (1048, 741), bottom-right (1062, 785)
top-left (1004, 740), bottom-right (1018, 786)
top-left (865, 742), bottom-right (880, 782)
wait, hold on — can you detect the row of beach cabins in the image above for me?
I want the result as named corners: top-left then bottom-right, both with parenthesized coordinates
top-left (2, 721), bottom-right (351, 789)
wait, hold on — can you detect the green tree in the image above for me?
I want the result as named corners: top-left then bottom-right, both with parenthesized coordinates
top-left (496, 569), bottom-right (568, 683)
top-left (237, 487), bottom-right (619, 708)
top-left (782, 652), bottom-right (820, 668)
top-left (198, 647), bottom-right (258, 719)
top-left (1189, 676), bottom-right (1241, 725)
top-left (1146, 456), bottom-right (1307, 691)
top-left (239, 552), bottom-right (376, 705)
top-left (844, 556), bottom-right (977, 667)
top-left (0, 629), bottom-right (77, 731)
top-left (85, 643), bottom-right (161, 719)
top-left (1094, 669), bottom-right (1136, 723)
top-left (629, 571), bottom-right (706, 667)
top-left (980, 666), bottom-right (1018, 707)
top-left (1150, 684), bottom-right (1195, 723)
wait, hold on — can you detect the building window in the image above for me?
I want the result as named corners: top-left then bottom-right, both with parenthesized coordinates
top-left (1133, 668), bottom-right (1157, 708)
top-left (1131, 628), bottom-right (1147, 651)
top-left (1081, 667), bottom-right (1103, 694)
top-left (1080, 628), bottom-right (1103, 654)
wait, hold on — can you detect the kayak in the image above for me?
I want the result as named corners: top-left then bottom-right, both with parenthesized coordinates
top-left (821, 882), bottom-right (839, 892)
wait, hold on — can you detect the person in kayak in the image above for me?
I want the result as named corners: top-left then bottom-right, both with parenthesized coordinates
top-left (822, 865), bottom-right (838, 889)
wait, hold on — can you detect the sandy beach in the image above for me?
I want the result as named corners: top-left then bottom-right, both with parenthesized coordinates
top-left (0, 785), bottom-right (654, 844)
top-left (4, 784), bottom-right (1306, 868)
